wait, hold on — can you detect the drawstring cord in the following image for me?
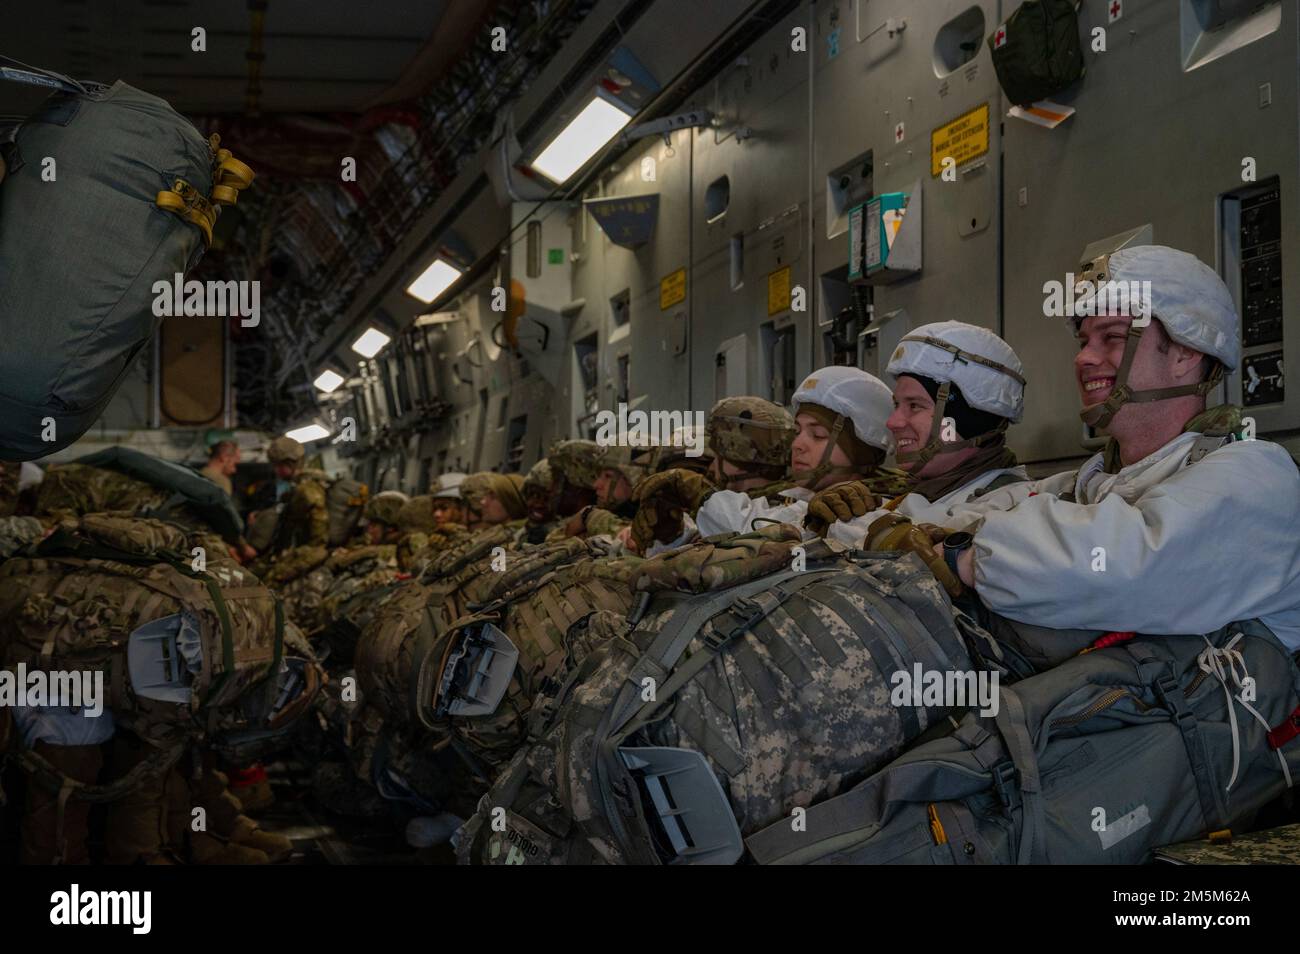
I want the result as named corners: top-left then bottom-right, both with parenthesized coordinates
top-left (1197, 633), bottom-right (1293, 792)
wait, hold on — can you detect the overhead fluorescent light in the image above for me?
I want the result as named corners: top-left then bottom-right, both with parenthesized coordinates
top-left (285, 423), bottom-right (330, 443)
top-left (313, 369), bottom-right (345, 393)
top-left (350, 327), bottom-right (392, 358)
top-left (529, 95), bottom-right (633, 184)
top-left (406, 258), bottom-right (463, 304)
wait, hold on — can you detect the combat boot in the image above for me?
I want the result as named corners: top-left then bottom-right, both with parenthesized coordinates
top-left (226, 815), bottom-right (293, 863)
top-left (194, 763), bottom-right (292, 862)
top-left (227, 762), bottom-right (274, 812)
top-left (19, 741), bottom-right (103, 865)
top-left (189, 830), bottom-right (271, 865)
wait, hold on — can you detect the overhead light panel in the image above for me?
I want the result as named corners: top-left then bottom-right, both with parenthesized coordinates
top-left (285, 423), bottom-right (330, 443)
top-left (313, 369), bottom-right (345, 393)
top-left (406, 258), bottom-right (463, 304)
top-left (530, 95), bottom-right (633, 184)
top-left (350, 327), bottom-right (392, 358)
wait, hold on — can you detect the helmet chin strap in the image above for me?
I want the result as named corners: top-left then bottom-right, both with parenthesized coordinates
top-left (893, 336), bottom-right (1025, 472)
top-left (789, 413), bottom-right (862, 489)
top-left (895, 380), bottom-right (1010, 471)
top-left (1078, 323), bottom-right (1224, 430)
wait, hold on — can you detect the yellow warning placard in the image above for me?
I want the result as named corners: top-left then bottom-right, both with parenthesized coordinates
top-left (767, 265), bottom-right (792, 316)
top-left (660, 267), bottom-right (686, 310)
top-left (930, 102), bottom-right (990, 177)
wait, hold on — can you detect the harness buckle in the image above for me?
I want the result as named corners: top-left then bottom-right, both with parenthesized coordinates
top-left (990, 761), bottom-right (1018, 812)
top-left (705, 596), bottom-right (768, 651)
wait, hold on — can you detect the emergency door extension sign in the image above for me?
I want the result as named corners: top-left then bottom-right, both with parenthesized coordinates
top-left (930, 102), bottom-right (990, 177)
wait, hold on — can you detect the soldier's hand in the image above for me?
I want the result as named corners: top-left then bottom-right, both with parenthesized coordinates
top-left (632, 468), bottom-right (715, 514)
top-left (865, 514), bottom-right (963, 599)
top-left (562, 508), bottom-right (589, 538)
top-left (617, 524), bottom-right (640, 554)
top-left (804, 481), bottom-right (879, 536)
top-left (630, 497), bottom-right (683, 551)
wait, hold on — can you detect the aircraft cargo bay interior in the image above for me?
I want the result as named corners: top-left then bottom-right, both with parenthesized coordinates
top-left (2, 0), bottom-right (1300, 898)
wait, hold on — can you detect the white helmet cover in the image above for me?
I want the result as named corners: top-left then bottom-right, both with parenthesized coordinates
top-left (1071, 245), bottom-right (1237, 429)
top-left (887, 321), bottom-right (1026, 423)
top-left (431, 472), bottom-right (467, 500)
top-left (791, 366), bottom-right (894, 452)
top-left (1090, 245), bottom-right (1240, 371)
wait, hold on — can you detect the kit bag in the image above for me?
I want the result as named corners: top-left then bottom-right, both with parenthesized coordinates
top-left (986, 0), bottom-right (1085, 107)
top-left (457, 542), bottom-right (996, 865)
top-left (0, 60), bottom-right (251, 459)
top-left (743, 622), bottom-right (1300, 864)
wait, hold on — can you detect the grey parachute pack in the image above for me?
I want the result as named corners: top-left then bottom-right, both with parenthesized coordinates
top-left (0, 513), bottom-right (318, 798)
top-left (742, 621), bottom-right (1300, 865)
top-left (0, 64), bottom-right (252, 460)
top-left (455, 528), bottom-right (1001, 864)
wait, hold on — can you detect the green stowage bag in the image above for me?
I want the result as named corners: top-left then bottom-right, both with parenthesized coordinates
top-left (987, 0), bottom-right (1085, 107)
top-left (0, 75), bottom-right (214, 459)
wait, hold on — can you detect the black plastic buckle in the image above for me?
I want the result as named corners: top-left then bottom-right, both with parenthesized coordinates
top-left (1154, 672), bottom-right (1193, 723)
top-left (991, 761), bottom-right (1018, 813)
top-left (705, 597), bottom-right (768, 651)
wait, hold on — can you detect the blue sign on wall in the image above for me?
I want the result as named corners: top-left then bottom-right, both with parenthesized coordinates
top-left (584, 194), bottom-right (660, 249)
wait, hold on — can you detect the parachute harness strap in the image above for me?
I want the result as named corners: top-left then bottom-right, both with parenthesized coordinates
top-left (1196, 632), bottom-right (1292, 792)
top-left (154, 134), bottom-right (254, 248)
top-left (792, 413), bottom-right (858, 489)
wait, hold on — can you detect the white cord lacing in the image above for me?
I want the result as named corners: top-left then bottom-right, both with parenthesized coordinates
top-left (1196, 633), bottom-right (1293, 792)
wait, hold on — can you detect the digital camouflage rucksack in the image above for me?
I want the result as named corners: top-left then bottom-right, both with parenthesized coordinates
top-left (0, 514), bottom-right (317, 801)
top-left (456, 529), bottom-right (997, 864)
top-left (742, 622), bottom-right (1300, 865)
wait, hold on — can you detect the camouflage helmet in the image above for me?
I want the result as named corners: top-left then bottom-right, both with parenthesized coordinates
top-left (595, 443), bottom-right (652, 487)
top-left (547, 439), bottom-right (604, 490)
top-left (706, 396), bottom-right (797, 468)
top-left (366, 490), bottom-right (409, 527)
top-left (460, 472), bottom-right (495, 512)
top-left (523, 458), bottom-right (553, 495)
top-left (266, 435), bottom-right (305, 465)
top-left (395, 495), bottom-right (438, 534)
top-left (651, 425), bottom-right (714, 474)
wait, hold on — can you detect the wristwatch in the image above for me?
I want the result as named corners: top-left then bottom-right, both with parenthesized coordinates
top-left (942, 531), bottom-right (974, 580)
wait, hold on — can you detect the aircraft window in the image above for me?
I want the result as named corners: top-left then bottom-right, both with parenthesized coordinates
top-left (932, 6), bottom-right (985, 78)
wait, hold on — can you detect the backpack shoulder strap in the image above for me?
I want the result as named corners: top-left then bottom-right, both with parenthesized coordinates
top-left (609, 568), bottom-right (837, 746)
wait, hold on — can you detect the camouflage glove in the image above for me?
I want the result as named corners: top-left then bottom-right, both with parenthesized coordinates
top-left (630, 468), bottom-right (715, 550)
top-left (629, 496), bottom-right (685, 551)
top-left (633, 468), bottom-right (715, 514)
top-left (803, 481), bottom-right (880, 536)
top-left (864, 513), bottom-right (963, 600)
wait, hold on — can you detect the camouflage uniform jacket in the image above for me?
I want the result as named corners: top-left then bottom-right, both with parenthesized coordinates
top-left (276, 468), bottom-right (329, 550)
